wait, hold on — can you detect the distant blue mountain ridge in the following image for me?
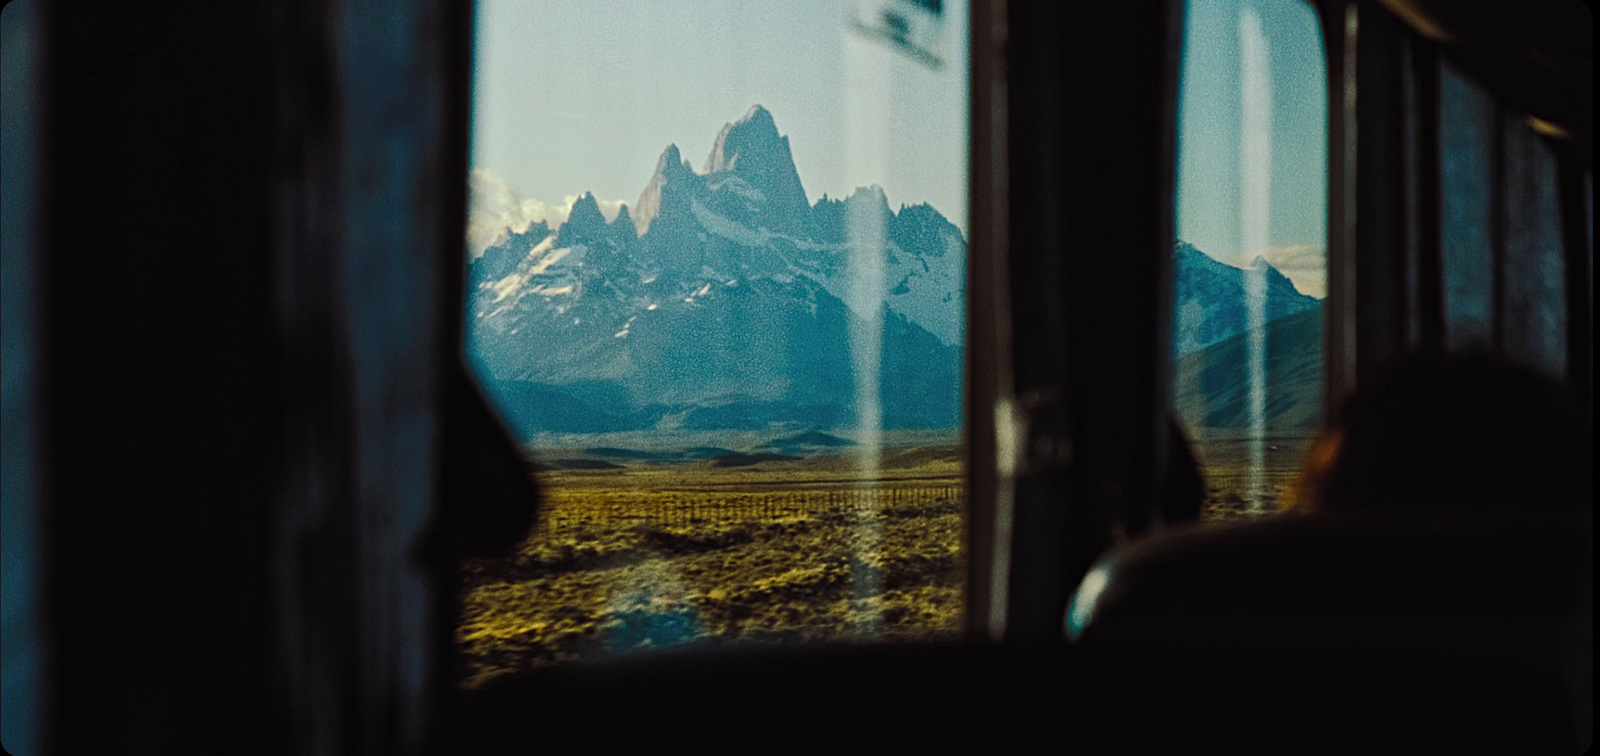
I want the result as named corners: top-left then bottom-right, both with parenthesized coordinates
top-left (1172, 240), bottom-right (1321, 356)
top-left (1171, 242), bottom-right (1326, 431)
top-left (467, 106), bottom-right (964, 438)
top-left (466, 106), bottom-right (1317, 439)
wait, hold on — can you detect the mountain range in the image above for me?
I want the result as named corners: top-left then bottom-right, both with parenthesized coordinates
top-left (1172, 240), bottom-right (1320, 356)
top-left (1170, 242), bottom-right (1325, 432)
top-left (468, 106), bottom-right (1322, 439)
top-left (468, 106), bottom-right (965, 438)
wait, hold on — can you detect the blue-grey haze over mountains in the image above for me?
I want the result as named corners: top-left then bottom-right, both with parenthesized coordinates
top-left (467, 106), bottom-right (1320, 441)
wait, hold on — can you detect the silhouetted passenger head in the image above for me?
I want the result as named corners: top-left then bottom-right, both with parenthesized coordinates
top-left (1298, 353), bottom-right (1591, 517)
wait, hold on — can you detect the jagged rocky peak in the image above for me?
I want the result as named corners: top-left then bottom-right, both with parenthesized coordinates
top-left (1171, 238), bottom-right (1322, 356)
top-left (851, 184), bottom-right (888, 201)
top-left (810, 194), bottom-right (849, 243)
top-left (1176, 239), bottom-right (1239, 275)
top-left (1241, 253), bottom-right (1302, 291)
top-left (556, 192), bottom-right (608, 245)
top-left (890, 202), bottom-right (960, 257)
top-left (809, 186), bottom-right (896, 244)
top-left (700, 105), bottom-right (811, 235)
top-left (633, 143), bottom-right (697, 236)
top-left (653, 143), bottom-right (693, 178)
top-left (703, 105), bottom-right (781, 173)
top-left (632, 107), bottom-right (827, 238)
top-left (611, 203), bottom-right (636, 237)
top-left (571, 191), bottom-right (606, 225)
top-left (892, 202), bottom-right (956, 230)
top-left (845, 184), bottom-right (891, 216)
top-left (472, 220), bottom-right (553, 283)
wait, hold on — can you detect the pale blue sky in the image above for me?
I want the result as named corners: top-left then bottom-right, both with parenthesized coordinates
top-left (472, 0), bottom-right (1327, 293)
top-left (1177, 0), bottom-right (1328, 294)
top-left (472, 0), bottom-right (970, 230)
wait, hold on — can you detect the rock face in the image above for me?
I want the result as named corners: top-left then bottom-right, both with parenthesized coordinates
top-left (698, 105), bottom-right (813, 239)
top-left (1173, 240), bottom-right (1320, 356)
top-left (467, 107), bottom-right (967, 438)
top-left (1170, 241), bottom-right (1325, 431)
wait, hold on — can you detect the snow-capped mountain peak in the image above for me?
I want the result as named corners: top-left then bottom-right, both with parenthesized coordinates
top-left (467, 106), bottom-right (969, 437)
top-left (698, 105), bottom-right (811, 237)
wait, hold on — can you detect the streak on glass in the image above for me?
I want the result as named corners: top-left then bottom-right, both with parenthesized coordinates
top-left (1239, 4), bottom-right (1270, 514)
top-left (843, 30), bottom-right (891, 635)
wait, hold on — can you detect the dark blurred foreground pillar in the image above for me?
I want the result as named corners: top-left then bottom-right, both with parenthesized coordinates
top-left (38, 0), bottom-right (533, 753)
top-left (997, 0), bottom-right (1181, 642)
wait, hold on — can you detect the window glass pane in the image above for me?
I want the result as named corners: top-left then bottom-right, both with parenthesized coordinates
top-left (1173, 0), bottom-right (1327, 521)
top-left (1439, 59), bottom-right (1496, 350)
top-left (461, 0), bottom-right (969, 687)
top-left (1500, 115), bottom-right (1566, 378)
top-left (1, 2), bottom-right (44, 753)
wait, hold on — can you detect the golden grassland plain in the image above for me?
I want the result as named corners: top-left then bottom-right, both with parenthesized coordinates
top-left (1191, 434), bottom-right (1316, 521)
top-left (457, 446), bottom-right (965, 690)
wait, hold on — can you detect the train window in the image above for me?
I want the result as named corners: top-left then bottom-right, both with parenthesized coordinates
top-left (1440, 58), bottom-right (1571, 377)
top-left (459, 1), bottom-right (969, 687)
top-left (1171, 0), bottom-right (1327, 521)
top-left (1499, 110), bottom-right (1567, 378)
top-left (2, 2), bottom-right (43, 753)
top-left (1439, 60), bottom-right (1496, 351)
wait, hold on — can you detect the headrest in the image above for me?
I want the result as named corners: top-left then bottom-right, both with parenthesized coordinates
top-left (1066, 511), bottom-right (1590, 652)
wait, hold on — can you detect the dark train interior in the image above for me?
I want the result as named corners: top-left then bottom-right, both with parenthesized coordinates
top-left (0, 0), bottom-right (1591, 753)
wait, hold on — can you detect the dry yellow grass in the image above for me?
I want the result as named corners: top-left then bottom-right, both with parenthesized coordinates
top-left (455, 437), bottom-right (1319, 687)
top-left (1190, 435), bottom-right (1315, 521)
top-left (456, 451), bottom-right (965, 690)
